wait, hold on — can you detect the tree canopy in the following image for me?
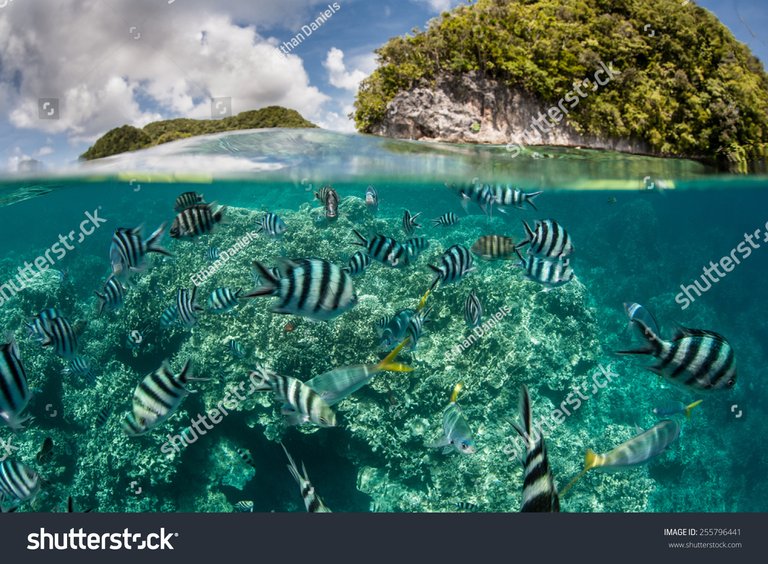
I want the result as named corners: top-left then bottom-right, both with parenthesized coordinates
top-left (81, 106), bottom-right (316, 160)
top-left (353, 0), bottom-right (768, 171)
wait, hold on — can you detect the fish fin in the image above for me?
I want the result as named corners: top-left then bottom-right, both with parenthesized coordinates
top-left (146, 223), bottom-right (173, 257)
top-left (244, 261), bottom-right (279, 297)
top-left (584, 448), bottom-right (599, 470)
top-left (282, 410), bottom-right (306, 427)
top-left (450, 382), bottom-right (463, 403)
top-left (525, 191), bottom-right (543, 210)
top-left (614, 346), bottom-right (655, 356)
top-left (672, 325), bottom-right (726, 342)
top-left (94, 291), bottom-right (106, 316)
top-left (376, 338), bottom-right (413, 372)
top-left (416, 289), bottom-right (431, 311)
top-left (351, 229), bottom-right (368, 247)
top-left (684, 399), bottom-right (703, 418)
top-left (442, 446), bottom-right (454, 454)
top-left (520, 220), bottom-right (534, 245)
top-left (428, 265), bottom-right (442, 291)
top-left (428, 437), bottom-right (450, 449)
top-left (281, 443), bottom-right (303, 486)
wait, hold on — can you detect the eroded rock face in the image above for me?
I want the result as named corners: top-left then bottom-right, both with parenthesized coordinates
top-left (372, 72), bottom-right (650, 154)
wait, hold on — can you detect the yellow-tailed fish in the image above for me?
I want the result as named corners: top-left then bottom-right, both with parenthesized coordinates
top-left (430, 383), bottom-right (476, 455)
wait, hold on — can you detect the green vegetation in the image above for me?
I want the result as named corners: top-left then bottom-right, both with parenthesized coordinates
top-left (354, 0), bottom-right (768, 171)
top-left (81, 106), bottom-right (316, 160)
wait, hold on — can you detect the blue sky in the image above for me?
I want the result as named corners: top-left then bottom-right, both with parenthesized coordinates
top-left (0, 0), bottom-right (765, 172)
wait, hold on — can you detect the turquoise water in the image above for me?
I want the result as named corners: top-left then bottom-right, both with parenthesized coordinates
top-left (0, 129), bottom-right (766, 512)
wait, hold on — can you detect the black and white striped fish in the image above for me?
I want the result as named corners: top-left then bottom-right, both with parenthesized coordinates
top-left (471, 235), bottom-right (516, 260)
top-left (40, 316), bottom-right (79, 359)
top-left (511, 385), bottom-right (560, 512)
top-left (617, 321), bottom-right (737, 392)
top-left (516, 250), bottom-right (574, 288)
top-left (206, 247), bottom-right (220, 262)
top-left (125, 360), bottom-right (206, 436)
top-left (352, 230), bottom-right (409, 268)
top-left (464, 291), bottom-right (482, 328)
top-left (110, 223), bottom-right (171, 279)
top-left (62, 356), bottom-right (95, 384)
top-left (316, 186), bottom-right (339, 220)
top-left (237, 447), bottom-right (256, 468)
top-left (256, 212), bottom-right (287, 239)
top-left (160, 305), bottom-right (179, 328)
top-left (314, 186), bottom-right (334, 206)
top-left (342, 251), bottom-right (372, 276)
top-left (377, 308), bottom-right (415, 350)
top-left (455, 501), bottom-right (479, 512)
top-left (406, 307), bottom-right (431, 349)
top-left (233, 500), bottom-right (254, 512)
top-left (170, 203), bottom-right (226, 239)
top-left (228, 340), bottom-right (246, 359)
top-left (207, 287), bottom-right (242, 313)
top-left (0, 337), bottom-right (32, 430)
top-left (429, 245), bottom-right (474, 290)
top-left (458, 183), bottom-right (494, 214)
top-left (95, 406), bottom-right (111, 427)
top-left (26, 308), bottom-right (61, 341)
top-left (365, 185), bottom-right (378, 214)
top-left (95, 276), bottom-right (126, 315)
top-left (174, 191), bottom-right (205, 212)
top-left (249, 366), bottom-right (336, 427)
top-left (402, 209), bottom-right (422, 235)
top-left (281, 443), bottom-right (331, 513)
top-left (519, 219), bottom-right (573, 259)
top-left (432, 212), bottom-right (458, 227)
top-left (246, 259), bottom-right (357, 322)
top-left (0, 459), bottom-right (40, 511)
top-left (176, 287), bottom-right (204, 326)
top-left (490, 185), bottom-right (542, 211)
top-left (403, 237), bottom-right (429, 260)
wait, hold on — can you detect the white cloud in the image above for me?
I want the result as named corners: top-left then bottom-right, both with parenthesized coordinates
top-left (36, 146), bottom-right (54, 157)
top-left (423, 0), bottom-right (453, 13)
top-left (323, 47), bottom-right (369, 92)
top-left (0, 1), bottom-right (331, 142)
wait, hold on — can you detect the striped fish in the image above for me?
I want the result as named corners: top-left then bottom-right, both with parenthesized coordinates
top-left (352, 230), bottom-right (409, 268)
top-left (464, 291), bottom-right (482, 328)
top-left (237, 447), bottom-right (256, 468)
top-left (26, 308), bottom-right (61, 341)
top-left (174, 191), bottom-right (204, 212)
top-left (95, 276), bottom-right (126, 315)
top-left (95, 406), bottom-right (111, 427)
top-left (430, 383), bottom-right (476, 454)
top-left (314, 186), bottom-right (334, 205)
top-left (403, 237), bottom-right (429, 261)
top-left (561, 420), bottom-right (681, 498)
top-left (160, 305), bottom-right (179, 328)
top-left (652, 399), bottom-right (703, 418)
top-left (455, 501), bottom-right (479, 512)
top-left (233, 500), bottom-right (254, 512)
top-left (0, 337), bottom-right (32, 430)
top-left (519, 219), bottom-right (573, 259)
top-left (406, 306), bottom-right (431, 349)
top-left (121, 412), bottom-right (148, 436)
top-left (256, 212), bottom-right (287, 239)
top-left (516, 249), bottom-right (574, 288)
top-left (624, 302), bottom-right (660, 340)
top-left (458, 183), bottom-right (494, 214)
top-left (432, 212), bottom-right (458, 227)
top-left (365, 185), bottom-right (378, 214)
top-left (248, 366), bottom-right (336, 427)
top-left (429, 245), bottom-right (474, 290)
top-left (170, 203), bottom-right (226, 239)
top-left (126, 360), bottom-right (205, 436)
top-left (281, 443), bottom-right (331, 513)
top-left (342, 251), bottom-right (372, 276)
top-left (245, 259), bottom-right (357, 322)
top-left (207, 287), bottom-right (242, 313)
top-left (176, 287), bottom-right (204, 326)
top-left (490, 185), bottom-right (542, 211)
top-left (40, 316), bottom-right (79, 359)
top-left (206, 247), bottom-right (220, 262)
top-left (228, 340), bottom-right (246, 359)
top-left (471, 235), bottom-right (516, 260)
top-left (0, 459), bottom-right (40, 511)
top-left (377, 309), bottom-right (414, 349)
top-left (110, 223), bottom-right (171, 279)
top-left (62, 356), bottom-right (95, 384)
top-left (305, 339), bottom-right (412, 406)
top-left (511, 385), bottom-right (560, 512)
top-left (402, 209), bottom-right (422, 235)
top-left (315, 186), bottom-right (339, 220)
top-left (616, 321), bottom-right (737, 392)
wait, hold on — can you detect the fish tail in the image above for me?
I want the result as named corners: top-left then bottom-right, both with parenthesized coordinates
top-left (351, 229), bottom-right (367, 247)
top-left (450, 382), bottom-right (463, 403)
top-left (559, 451), bottom-right (597, 498)
top-left (377, 338), bottom-right (413, 373)
top-left (525, 191), bottom-right (543, 210)
top-left (416, 289), bottom-right (431, 311)
top-left (146, 223), bottom-right (173, 257)
top-left (520, 220), bottom-right (534, 245)
top-left (281, 443), bottom-right (303, 486)
top-left (684, 399), bottom-right (703, 418)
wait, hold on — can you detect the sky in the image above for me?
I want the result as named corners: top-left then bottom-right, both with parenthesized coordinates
top-left (0, 0), bottom-right (765, 172)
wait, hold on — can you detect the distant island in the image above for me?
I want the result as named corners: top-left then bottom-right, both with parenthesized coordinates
top-left (354, 0), bottom-right (768, 172)
top-left (80, 106), bottom-right (316, 160)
